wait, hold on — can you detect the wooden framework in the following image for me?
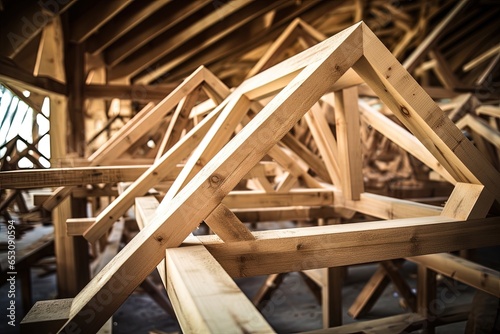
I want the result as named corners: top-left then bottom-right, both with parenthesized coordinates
top-left (15, 22), bottom-right (500, 333)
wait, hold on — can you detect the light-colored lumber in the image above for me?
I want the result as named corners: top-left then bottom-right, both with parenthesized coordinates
top-left (160, 93), bottom-right (249, 206)
top-left (306, 312), bottom-right (426, 333)
top-left (417, 264), bottom-right (437, 333)
top-left (331, 187), bottom-right (443, 219)
top-left (198, 215), bottom-right (500, 277)
top-left (323, 267), bottom-right (344, 328)
top-left (409, 253), bottom-right (500, 298)
top-left (166, 245), bottom-right (275, 333)
top-left (0, 165), bottom-right (180, 189)
top-left (267, 145), bottom-right (322, 189)
top-left (20, 298), bottom-right (74, 334)
top-left (305, 104), bottom-right (342, 186)
top-left (155, 86), bottom-right (202, 160)
top-left (246, 18), bottom-right (326, 78)
top-left (456, 114), bottom-right (500, 149)
top-left (204, 203), bottom-right (255, 242)
top-left (335, 86), bottom-right (364, 200)
top-left (281, 132), bottom-right (331, 182)
top-left (223, 189), bottom-right (333, 209)
top-left (83, 102), bottom-right (222, 243)
top-left (476, 105), bottom-right (500, 119)
top-left (440, 183), bottom-right (493, 220)
top-left (87, 102), bottom-right (155, 164)
top-left (57, 23), bottom-right (365, 332)
top-left (462, 43), bottom-right (500, 72)
top-left (68, 188), bottom-right (336, 236)
top-left (358, 100), bottom-right (455, 184)
top-left (356, 23), bottom-right (500, 201)
top-left (403, 0), bottom-right (470, 72)
top-left (347, 265), bottom-right (391, 319)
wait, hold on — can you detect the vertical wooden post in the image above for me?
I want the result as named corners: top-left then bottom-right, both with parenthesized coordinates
top-left (417, 265), bottom-right (436, 334)
top-left (65, 42), bottom-right (86, 157)
top-left (334, 87), bottom-right (364, 200)
top-left (322, 266), bottom-right (344, 328)
top-left (43, 18), bottom-right (90, 297)
top-left (50, 96), bottom-right (90, 297)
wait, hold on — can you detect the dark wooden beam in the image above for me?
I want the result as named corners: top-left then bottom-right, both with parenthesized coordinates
top-left (69, 0), bottom-right (132, 43)
top-left (139, 0), bottom-right (324, 84)
top-left (84, 83), bottom-right (177, 102)
top-left (104, 0), bottom-right (212, 67)
top-left (0, 57), bottom-right (66, 95)
top-left (108, 0), bottom-right (277, 81)
top-left (132, 0), bottom-right (293, 84)
top-left (65, 43), bottom-right (85, 156)
top-left (0, 0), bottom-right (77, 58)
top-left (85, 0), bottom-right (171, 55)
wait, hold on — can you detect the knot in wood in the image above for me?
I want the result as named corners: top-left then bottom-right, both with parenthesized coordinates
top-left (400, 105), bottom-right (410, 117)
top-left (209, 174), bottom-right (222, 187)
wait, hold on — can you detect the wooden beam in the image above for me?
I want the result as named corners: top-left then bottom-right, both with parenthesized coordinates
top-left (82, 68), bottom-right (229, 243)
top-left (403, 0), bottom-right (470, 72)
top-left (0, 165), bottom-right (180, 189)
top-left (223, 189), bottom-right (333, 209)
top-left (68, 205), bottom-right (342, 236)
top-left (69, 0), bottom-right (132, 43)
top-left (347, 265), bottom-right (391, 319)
top-left (305, 104), bottom-right (342, 186)
top-left (166, 245), bottom-right (274, 333)
top-left (57, 23), bottom-right (364, 332)
top-left (83, 103), bottom-right (220, 243)
top-left (335, 87), bottom-right (364, 200)
top-left (0, 0), bottom-right (76, 58)
top-left (356, 23), bottom-right (500, 202)
top-left (132, 0), bottom-right (293, 84)
top-left (456, 114), bottom-right (500, 149)
top-left (409, 253), bottom-right (500, 298)
top-left (85, 0), bottom-right (171, 54)
top-left (155, 86), bottom-right (202, 160)
top-left (104, 0), bottom-right (211, 67)
top-left (160, 93), bottom-right (249, 205)
top-left (109, 0), bottom-right (257, 80)
top-left (246, 18), bottom-right (326, 79)
top-left (358, 100), bottom-right (456, 184)
top-left (331, 188), bottom-right (443, 220)
top-left (0, 57), bottom-right (66, 96)
top-left (306, 312), bottom-right (426, 333)
top-left (204, 203), bottom-right (255, 242)
top-left (84, 83), bottom-right (176, 102)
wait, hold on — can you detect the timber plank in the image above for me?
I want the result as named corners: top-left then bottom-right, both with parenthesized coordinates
top-left (166, 245), bottom-right (274, 333)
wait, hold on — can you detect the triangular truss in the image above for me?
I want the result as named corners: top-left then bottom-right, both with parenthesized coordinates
top-left (18, 22), bottom-right (500, 333)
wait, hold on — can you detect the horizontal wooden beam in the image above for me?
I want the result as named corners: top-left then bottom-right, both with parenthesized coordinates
top-left (0, 57), bottom-right (66, 96)
top-left (408, 253), bottom-right (500, 297)
top-left (166, 245), bottom-right (274, 333)
top-left (331, 187), bottom-right (443, 220)
top-left (84, 83), bottom-right (177, 102)
top-left (222, 189), bottom-right (334, 209)
top-left (232, 206), bottom-right (341, 222)
top-left (306, 312), bottom-right (426, 333)
top-left (197, 216), bottom-right (500, 277)
top-left (67, 188), bottom-right (335, 236)
top-left (0, 165), bottom-right (180, 189)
